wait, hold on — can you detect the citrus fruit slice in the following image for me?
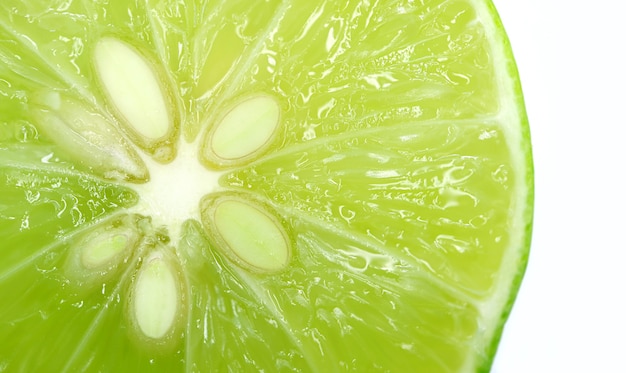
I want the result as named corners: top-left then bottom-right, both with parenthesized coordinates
top-left (0, 0), bottom-right (533, 371)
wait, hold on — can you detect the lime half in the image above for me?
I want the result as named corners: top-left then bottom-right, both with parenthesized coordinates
top-left (0, 0), bottom-right (532, 371)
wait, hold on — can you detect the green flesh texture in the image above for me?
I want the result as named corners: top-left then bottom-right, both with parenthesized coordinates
top-left (0, 0), bottom-right (532, 372)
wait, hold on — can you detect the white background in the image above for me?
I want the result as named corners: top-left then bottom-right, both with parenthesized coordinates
top-left (490, 1), bottom-right (626, 372)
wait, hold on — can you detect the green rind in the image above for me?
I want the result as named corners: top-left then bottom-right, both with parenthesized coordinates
top-left (474, 1), bottom-right (534, 371)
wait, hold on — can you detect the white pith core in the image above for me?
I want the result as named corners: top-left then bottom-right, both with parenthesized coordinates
top-left (131, 142), bottom-right (223, 240)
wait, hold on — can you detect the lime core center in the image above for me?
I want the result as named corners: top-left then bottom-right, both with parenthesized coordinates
top-left (131, 143), bottom-right (222, 239)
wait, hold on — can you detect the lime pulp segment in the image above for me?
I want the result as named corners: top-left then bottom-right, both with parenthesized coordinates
top-left (0, 0), bottom-right (532, 372)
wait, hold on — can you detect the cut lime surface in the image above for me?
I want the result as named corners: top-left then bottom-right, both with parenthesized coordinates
top-left (0, 0), bottom-right (532, 372)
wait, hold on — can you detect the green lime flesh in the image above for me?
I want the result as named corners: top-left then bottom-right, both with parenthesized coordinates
top-left (0, 0), bottom-right (533, 372)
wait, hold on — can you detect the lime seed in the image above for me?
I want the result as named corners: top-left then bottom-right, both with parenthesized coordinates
top-left (132, 251), bottom-right (180, 340)
top-left (202, 95), bottom-right (281, 167)
top-left (94, 37), bottom-right (173, 147)
top-left (81, 234), bottom-right (129, 269)
top-left (201, 195), bottom-right (291, 273)
top-left (31, 91), bottom-right (148, 181)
